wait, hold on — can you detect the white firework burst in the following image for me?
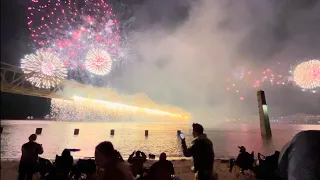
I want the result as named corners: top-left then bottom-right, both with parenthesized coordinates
top-left (84, 48), bottom-right (112, 75)
top-left (21, 50), bottom-right (67, 89)
top-left (294, 59), bottom-right (320, 89)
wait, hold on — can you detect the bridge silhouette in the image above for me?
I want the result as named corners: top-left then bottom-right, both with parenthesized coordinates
top-left (1, 62), bottom-right (81, 99)
top-left (0, 61), bottom-right (190, 119)
top-left (0, 62), bottom-right (159, 105)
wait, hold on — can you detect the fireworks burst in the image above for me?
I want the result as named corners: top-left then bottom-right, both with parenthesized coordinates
top-left (294, 59), bottom-right (320, 89)
top-left (233, 66), bottom-right (245, 80)
top-left (50, 96), bottom-right (190, 121)
top-left (50, 98), bottom-right (130, 121)
top-left (226, 67), bottom-right (289, 100)
top-left (27, 0), bottom-right (120, 72)
top-left (21, 50), bottom-right (67, 89)
top-left (84, 48), bottom-right (112, 75)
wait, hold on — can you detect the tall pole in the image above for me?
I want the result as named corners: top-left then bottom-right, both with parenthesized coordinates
top-left (257, 90), bottom-right (272, 139)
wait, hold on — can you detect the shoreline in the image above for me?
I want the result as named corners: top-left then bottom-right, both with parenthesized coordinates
top-left (2, 119), bottom-right (319, 125)
top-left (0, 159), bottom-right (255, 180)
top-left (0, 156), bottom-right (234, 161)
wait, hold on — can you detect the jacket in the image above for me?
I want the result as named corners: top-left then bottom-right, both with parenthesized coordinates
top-left (182, 134), bottom-right (214, 171)
top-left (20, 141), bottom-right (43, 165)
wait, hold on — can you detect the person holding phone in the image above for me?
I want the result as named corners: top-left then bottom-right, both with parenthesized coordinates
top-left (179, 133), bottom-right (185, 140)
top-left (181, 123), bottom-right (215, 180)
top-left (19, 134), bottom-right (44, 180)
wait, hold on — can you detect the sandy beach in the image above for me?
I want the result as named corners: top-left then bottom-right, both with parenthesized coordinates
top-left (0, 159), bottom-right (256, 180)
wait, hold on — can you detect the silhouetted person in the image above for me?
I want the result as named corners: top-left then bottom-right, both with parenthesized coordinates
top-left (148, 153), bottom-right (175, 180)
top-left (18, 134), bottom-right (44, 180)
top-left (253, 151), bottom-right (280, 179)
top-left (181, 123), bottom-right (214, 180)
top-left (148, 153), bottom-right (156, 160)
top-left (278, 130), bottom-right (320, 180)
top-left (55, 149), bottom-right (74, 179)
top-left (128, 150), bottom-right (147, 178)
top-left (258, 150), bottom-right (280, 170)
top-left (95, 141), bottom-right (134, 180)
top-left (71, 159), bottom-right (96, 180)
top-left (229, 146), bottom-right (253, 172)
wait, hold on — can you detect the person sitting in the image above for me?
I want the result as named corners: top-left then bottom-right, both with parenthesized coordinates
top-left (38, 157), bottom-right (53, 179)
top-left (19, 134), bottom-right (44, 180)
top-left (71, 158), bottom-right (96, 180)
top-left (95, 141), bottom-right (134, 180)
top-left (147, 153), bottom-right (175, 180)
top-left (148, 153), bottom-right (156, 160)
top-left (258, 150), bottom-right (280, 170)
top-left (55, 149), bottom-right (74, 180)
top-left (229, 146), bottom-right (254, 173)
top-left (128, 150), bottom-right (147, 178)
top-left (253, 151), bottom-right (280, 179)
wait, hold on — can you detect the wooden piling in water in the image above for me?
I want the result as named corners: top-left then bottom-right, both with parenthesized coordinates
top-left (145, 130), bottom-right (149, 136)
top-left (110, 129), bottom-right (115, 135)
top-left (36, 128), bottom-right (42, 135)
top-left (74, 129), bottom-right (79, 135)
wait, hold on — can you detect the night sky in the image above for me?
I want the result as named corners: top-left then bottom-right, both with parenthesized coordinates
top-left (0, 0), bottom-right (126, 119)
top-left (1, 1), bottom-right (47, 119)
top-left (0, 0), bottom-right (142, 119)
top-left (1, 0), bottom-right (320, 120)
top-left (0, 0), bottom-right (175, 119)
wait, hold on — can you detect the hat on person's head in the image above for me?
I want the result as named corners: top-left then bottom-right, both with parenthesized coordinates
top-left (29, 134), bottom-right (37, 142)
top-left (238, 146), bottom-right (246, 152)
top-left (192, 123), bottom-right (204, 134)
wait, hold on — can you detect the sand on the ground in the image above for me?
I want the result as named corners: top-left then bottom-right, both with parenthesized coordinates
top-left (1, 159), bottom-right (256, 180)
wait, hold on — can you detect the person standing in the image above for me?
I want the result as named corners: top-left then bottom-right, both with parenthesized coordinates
top-left (18, 134), bottom-right (44, 180)
top-left (181, 123), bottom-right (215, 180)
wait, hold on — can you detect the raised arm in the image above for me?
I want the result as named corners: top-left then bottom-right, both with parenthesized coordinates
top-left (181, 139), bottom-right (193, 157)
top-left (128, 151), bottom-right (135, 163)
top-left (141, 151), bottom-right (147, 161)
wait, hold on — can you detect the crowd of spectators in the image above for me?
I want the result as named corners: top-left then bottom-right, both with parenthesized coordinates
top-left (18, 124), bottom-right (320, 180)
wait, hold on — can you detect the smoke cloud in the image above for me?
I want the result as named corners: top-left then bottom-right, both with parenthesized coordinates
top-left (106, 0), bottom-right (320, 124)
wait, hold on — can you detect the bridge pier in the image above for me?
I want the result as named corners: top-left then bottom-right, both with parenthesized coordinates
top-left (36, 128), bottom-right (42, 135)
top-left (110, 129), bottom-right (115, 136)
top-left (257, 90), bottom-right (272, 139)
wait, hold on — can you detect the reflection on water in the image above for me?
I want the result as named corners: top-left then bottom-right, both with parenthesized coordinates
top-left (1, 120), bottom-right (319, 159)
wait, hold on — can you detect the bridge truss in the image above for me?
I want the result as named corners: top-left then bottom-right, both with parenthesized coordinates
top-left (0, 62), bottom-right (63, 99)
